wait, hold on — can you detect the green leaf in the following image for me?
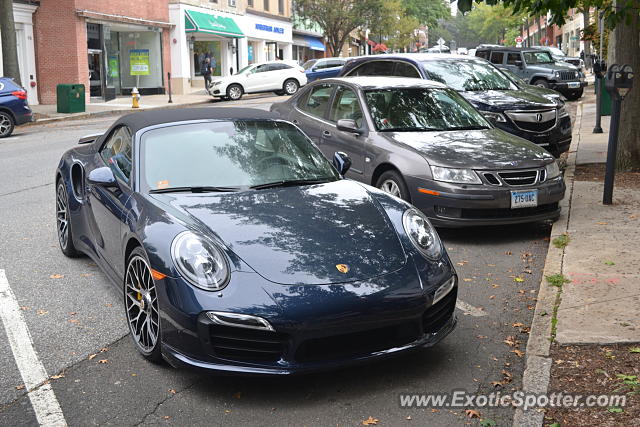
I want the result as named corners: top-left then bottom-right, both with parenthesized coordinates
top-left (608, 406), bottom-right (623, 413)
top-left (629, 347), bottom-right (640, 353)
top-left (549, 423), bottom-right (561, 427)
top-left (604, 261), bottom-right (616, 265)
top-left (480, 419), bottom-right (497, 427)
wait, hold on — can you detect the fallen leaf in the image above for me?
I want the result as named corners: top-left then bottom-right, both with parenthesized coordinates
top-left (514, 277), bottom-right (524, 283)
top-left (80, 273), bottom-right (92, 277)
top-left (523, 269), bottom-right (532, 274)
top-left (503, 336), bottom-right (518, 347)
top-left (19, 306), bottom-right (30, 311)
top-left (100, 347), bottom-right (108, 353)
top-left (604, 261), bottom-right (615, 266)
top-left (477, 335), bottom-right (488, 339)
top-left (68, 319), bottom-right (79, 323)
top-left (630, 347), bottom-right (640, 353)
top-left (69, 312), bottom-right (77, 316)
top-left (487, 264), bottom-right (496, 267)
top-left (51, 374), bottom-right (65, 379)
top-left (406, 415), bottom-right (412, 420)
top-left (131, 373), bottom-right (137, 376)
top-left (362, 416), bottom-right (379, 425)
top-left (463, 278), bottom-right (473, 282)
top-left (88, 354), bottom-right (97, 360)
top-left (224, 410), bottom-right (231, 414)
top-left (49, 274), bottom-right (64, 279)
top-left (491, 284), bottom-right (499, 288)
top-left (511, 349), bottom-right (524, 357)
top-left (163, 415), bottom-right (171, 420)
top-left (431, 409), bottom-right (439, 413)
top-left (596, 221), bottom-right (608, 225)
top-left (512, 322), bottom-right (524, 328)
top-left (15, 384), bottom-right (25, 390)
top-left (527, 305), bottom-right (535, 310)
top-left (465, 409), bottom-right (481, 418)
top-left (98, 359), bottom-right (108, 364)
top-left (168, 389), bottom-right (177, 394)
top-left (489, 295), bottom-right (495, 299)
top-left (36, 309), bottom-right (48, 315)
top-left (105, 303), bottom-right (113, 307)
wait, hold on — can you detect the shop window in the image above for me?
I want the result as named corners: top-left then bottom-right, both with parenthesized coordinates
top-left (264, 0), bottom-right (269, 11)
top-left (248, 0), bottom-right (253, 6)
top-left (118, 30), bottom-right (163, 90)
top-left (193, 41), bottom-right (222, 77)
top-left (229, 0), bottom-right (236, 6)
top-left (278, 0), bottom-right (284, 14)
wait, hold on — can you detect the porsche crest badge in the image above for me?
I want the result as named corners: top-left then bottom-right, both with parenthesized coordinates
top-left (336, 264), bottom-right (349, 274)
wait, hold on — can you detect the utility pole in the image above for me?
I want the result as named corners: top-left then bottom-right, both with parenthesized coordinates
top-left (0, 0), bottom-right (21, 86)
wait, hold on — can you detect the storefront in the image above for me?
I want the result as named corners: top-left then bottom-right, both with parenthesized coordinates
top-left (292, 34), bottom-right (325, 65)
top-left (237, 13), bottom-right (293, 69)
top-left (169, 4), bottom-right (244, 94)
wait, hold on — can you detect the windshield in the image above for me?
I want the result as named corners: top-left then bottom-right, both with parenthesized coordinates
top-left (141, 121), bottom-right (340, 191)
top-left (421, 60), bottom-right (518, 91)
top-left (365, 88), bottom-right (491, 132)
top-left (546, 47), bottom-right (565, 57)
top-left (236, 64), bottom-right (254, 75)
top-left (523, 51), bottom-right (554, 64)
top-left (302, 60), bottom-right (317, 70)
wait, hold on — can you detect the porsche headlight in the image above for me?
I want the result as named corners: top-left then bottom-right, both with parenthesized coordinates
top-left (402, 209), bottom-right (443, 260)
top-left (171, 231), bottom-right (229, 291)
top-left (431, 166), bottom-right (482, 184)
top-left (545, 161), bottom-right (561, 179)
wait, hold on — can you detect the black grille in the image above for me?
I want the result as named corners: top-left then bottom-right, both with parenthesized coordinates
top-left (483, 173), bottom-right (501, 185)
top-left (209, 325), bottom-right (288, 362)
top-left (460, 202), bottom-right (559, 219)
top-left (295, 321), bottom-right (421, 363)
top-left (512, 119), bottom-right (556, 133)
top-left (423, 288), bottom-right (457, 334)
top-left (559, 70), bottom-right (577, 81)
top-left (498, 170), bottom-right (538, 186)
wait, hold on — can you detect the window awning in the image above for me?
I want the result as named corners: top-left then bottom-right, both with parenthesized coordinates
top-left (184, 10), bottom-right (244, 38)
top-left (305, 36), bottom-right (325, 52)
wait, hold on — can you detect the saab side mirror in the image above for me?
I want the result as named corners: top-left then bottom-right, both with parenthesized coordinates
top-left (514, 60), bottom-right (523, 68)
top-left (88, 167), bottom-right (117, 187)
top-left (333, 151), bottom-right (352, 176)
top-left (336, 119), bottom-right (363, 135)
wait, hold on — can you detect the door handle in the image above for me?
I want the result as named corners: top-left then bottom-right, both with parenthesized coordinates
top-left (323, 130), bottom-right (332, 137)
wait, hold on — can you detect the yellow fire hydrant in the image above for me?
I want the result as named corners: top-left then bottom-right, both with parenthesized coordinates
top-left (132, 87), bottom-right (140, 109)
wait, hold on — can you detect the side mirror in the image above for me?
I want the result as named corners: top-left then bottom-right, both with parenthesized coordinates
top-left (336, 119), bottom-right (363, 135)
top-left (88, 166), bottom-right (117, 187)
top-left (514, 60), bottom-right (523, 68)
top-left (333, 152), bottom-right (352, 176)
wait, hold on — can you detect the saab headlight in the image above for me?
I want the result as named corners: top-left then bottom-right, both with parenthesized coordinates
top-left (431, 166), bottom-right (482, 184)
top-left (171, 231), bottom-right (230, 291)
top-left (402, 208), bottom-right (443, 260)
top-left (482, 111), bottom-right (506, 123)
top-left (545, 161), bottom-right (561, 179)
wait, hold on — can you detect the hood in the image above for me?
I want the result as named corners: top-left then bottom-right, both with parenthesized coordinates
top-left (519, 84), bottom-right (565, 101)
top-left (386, 128), bottom-right (553, 169)
top-left (461, 89), bottom-right (557, 110)
top-left (157, 180), bottom-right (407, 285)
top-left (532, 62), bottom-right (578, 72)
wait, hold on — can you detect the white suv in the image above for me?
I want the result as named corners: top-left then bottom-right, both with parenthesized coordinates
top-left (209, 61), bottom-right (307, 101)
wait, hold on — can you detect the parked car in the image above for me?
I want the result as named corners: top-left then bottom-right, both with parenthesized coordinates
top-left (55, 107), bottom-right (458, 373)
top-left (208, 61), bottom-right (307, 101)
top-left (498, 67), bottom-right (569, 101)
top-left (338, 54), bottom-right (572, 156)
top-left (303, 57), bottom-right (346, 82)
top-left (456, 47), bottom-right (469, 55)
top-left (271, 77), bottom-right (565, 227)
top-left (532, 46), bottom-right (584, 69)
top-left (474, 46), bottom-right (586, 100)
top-left (0, 77), bottom-right (33, 138)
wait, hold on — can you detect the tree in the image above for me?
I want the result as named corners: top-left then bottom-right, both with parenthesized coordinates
top-left (466, 4), bottom-right (525, 44)
top-left (0, 0), bottom-right (21, 85)
top-left (403, 0), bottom-right (450, 29)
top-left (368, 0), bottom-right (420, 51)
top-left (458, 0), bottom-right (640, 171)
top-left (294, 0), bottom-right (384, 56)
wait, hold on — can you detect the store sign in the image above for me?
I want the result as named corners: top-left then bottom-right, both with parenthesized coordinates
top-left (255, 23), bottom-right (284, 34)
top-left (109, 55), bottom-right (119, 78)
top-left (130, 49), bottom-right (150, 76)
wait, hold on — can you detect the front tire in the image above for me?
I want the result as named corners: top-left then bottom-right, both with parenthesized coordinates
top-left (125, 247), bottom-right (162, 363)
top-left (56, 181), bottom-right (81, 257)
top-left (376, 170), bottom-right (411, 202)
top-left (0, 111), bottom-right (15, 138)
top-left (564, 88), bottom-right (583, 101)
top-left (532, 79), bottom-right (549, 88)
top-left (226, 84), bottom-right (243, 101)
top-left (283, 79), bottom-right (299, 95)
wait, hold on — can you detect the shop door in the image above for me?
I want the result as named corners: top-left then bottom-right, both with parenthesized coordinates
top-left (88, 50), bottom-right (103, 98)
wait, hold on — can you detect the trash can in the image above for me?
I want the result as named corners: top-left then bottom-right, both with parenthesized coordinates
top-left (599, 78), bottom-right (612, 116)
top-left (56, 84), bottom-right (85, 113)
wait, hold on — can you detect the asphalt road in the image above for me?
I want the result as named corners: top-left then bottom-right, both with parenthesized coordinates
top-left (0, 95), bottom-right (575, 426)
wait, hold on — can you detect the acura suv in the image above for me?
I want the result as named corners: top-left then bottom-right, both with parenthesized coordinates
top-left (339, 54), bottom-right (572, 156)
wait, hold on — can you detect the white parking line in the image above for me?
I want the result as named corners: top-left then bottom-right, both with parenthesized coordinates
top-left (0, 269), bottom-right (67, 426)
top-left (456, 300), bottom-right (488, 317)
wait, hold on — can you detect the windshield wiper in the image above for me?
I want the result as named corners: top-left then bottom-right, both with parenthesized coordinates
top-left (446, 125), bottom-right (490, 131)
top-left (379, 126), bottom-right (438, 132)
top-left (250, 178), bottom-right (331, 190)
top-left (149, 186), bottom-right (241, 194)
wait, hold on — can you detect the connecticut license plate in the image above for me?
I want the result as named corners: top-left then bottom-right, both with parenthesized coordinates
top-left (567, 82), bottom-right (580, 89)
top-left (511, 190), bottom-right (538, 209)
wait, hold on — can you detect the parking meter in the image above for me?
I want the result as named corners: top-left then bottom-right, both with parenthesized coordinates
top-left (603, 64), bottom-right (634, 204)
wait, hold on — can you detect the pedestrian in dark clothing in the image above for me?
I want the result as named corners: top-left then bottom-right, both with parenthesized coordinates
top-left (201, 57), bottom-right (212, 93)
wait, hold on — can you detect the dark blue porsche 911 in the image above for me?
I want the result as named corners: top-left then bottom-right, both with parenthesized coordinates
top-left (55, 108), bottom-right (458, 374)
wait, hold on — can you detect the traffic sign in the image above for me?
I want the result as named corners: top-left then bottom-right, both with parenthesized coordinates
top-left (515, 36), bottom-right (523, 43)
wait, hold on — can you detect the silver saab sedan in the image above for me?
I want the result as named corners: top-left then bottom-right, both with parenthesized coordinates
top-left (270, 77), bottom-right (565, 227)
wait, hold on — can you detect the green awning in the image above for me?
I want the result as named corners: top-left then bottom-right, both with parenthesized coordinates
top-left (184, 10), bottom-right (244, 38)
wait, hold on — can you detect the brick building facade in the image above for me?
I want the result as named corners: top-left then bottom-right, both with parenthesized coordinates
top-left (33, 0), bottom-right (172, 104)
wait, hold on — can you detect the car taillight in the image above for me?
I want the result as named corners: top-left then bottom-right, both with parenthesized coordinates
top-left (11, 91), bottom-right (27, 100)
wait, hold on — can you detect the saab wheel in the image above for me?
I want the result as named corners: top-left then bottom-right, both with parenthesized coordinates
top-left (532, 79), bottom-right (549, 88)
top-left (125, 247), bottom-right (162, 363)
top-left (565, 89), bottom-right (583, 101)
top-left (56, 181), bottom-right (81, 257)
top-left (226, 84), bottom-right (243, 101)
top-left (376, 170), bottom-right (411, 202)
top-left (0, 111), bottom-right (15, 138)
top-left (283, 79), bottom-right (299, 95)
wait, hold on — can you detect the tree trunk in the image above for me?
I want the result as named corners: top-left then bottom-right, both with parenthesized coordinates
top-left (609, 0), bottom-right (640, 171)
top-left (0, 0), bottom-right (21, 86)
top-left (581, 8), bottom-right (592, 69)
top-left (526, 18), bottom-right (531, 47)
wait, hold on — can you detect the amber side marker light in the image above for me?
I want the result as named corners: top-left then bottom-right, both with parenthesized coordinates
top-left (151, 269), bottom-right (167, 280)
top-left (418, 188), bottom-right (440, 196)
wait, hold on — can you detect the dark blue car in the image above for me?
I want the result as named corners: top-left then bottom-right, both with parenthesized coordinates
top-left (0, 77), bottom-right (33, 138)
top-left (303, 57), bottom-right (346, 82)
top-left (55, 108), bottom-right (458, 374)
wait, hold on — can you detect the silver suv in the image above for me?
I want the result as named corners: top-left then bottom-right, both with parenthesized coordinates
top-left (475, 47), bottom-right (586, 100)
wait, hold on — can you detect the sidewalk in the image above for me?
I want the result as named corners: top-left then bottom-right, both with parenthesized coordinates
top-left (514, 93), bottom-right (640, 426)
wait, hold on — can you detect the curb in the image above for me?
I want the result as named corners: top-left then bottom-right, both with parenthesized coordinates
top-left (512, 102), bottom-right (582, 427)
